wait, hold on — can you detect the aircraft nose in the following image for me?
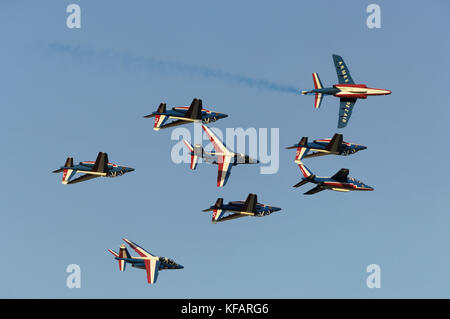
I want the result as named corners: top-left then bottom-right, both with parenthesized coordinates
top-left (386, 90), bottom-right (392, 95)
top-left (360, 146), bottom-right (367, 150)
top-left (127, 167), bottom-right (135, 172)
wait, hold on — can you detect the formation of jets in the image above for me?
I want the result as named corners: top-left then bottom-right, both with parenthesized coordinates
top-left (302, 54), bottom-right (391, 128)
top-left (53, 54), bottom-right (389, 284)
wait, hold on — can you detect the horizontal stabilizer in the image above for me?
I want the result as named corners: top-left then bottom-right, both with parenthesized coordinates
top-left (293, 180), bottom-right (309, 188)
top-left (143, 103), bottom-right (166, 118)
top-left (52, 157), bottom-right (73, 173)
top-left (304, 185), bottom-right (325, 195)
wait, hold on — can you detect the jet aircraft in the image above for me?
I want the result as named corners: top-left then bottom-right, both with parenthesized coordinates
top-left (294, 160), bottom-right (373, 195)
top-left (52, 152), bottom-right (134, 184)
top-left (144, 98), bottom-right (228, 130)
top-left (202, 193), bottom-right (281, 223)
top-left (286, 133), bottom-right (367, 160)
top-left (301, 54), bottom-right (391, 128)
top-left (183, 125), bottom-right (259, 187)
top-left (108, 238), bottom-right (183, 284)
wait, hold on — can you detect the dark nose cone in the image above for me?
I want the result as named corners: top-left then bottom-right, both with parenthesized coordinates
top-left (360, 146), bottom-right (367, 150)
top-left (127, 167), bottom-right (135, 172)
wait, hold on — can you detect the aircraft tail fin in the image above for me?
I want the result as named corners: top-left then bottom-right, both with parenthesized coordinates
top-left (297, 160), bottom-right (313, 178)
top-left (312, 72), bottom-right (323, 89)
top-left (294, 137), bottom-right (309, 163)
top-left (183, 140), bottom-right (202, 170)
top-left (294, 161), bottom-right (316, 187)
top-left (314, 93), bottom-right (323, 109)
top-left (152, 103), bottom-right (168, 131)
top-left (53, 157), bottom-right (76, 184)
top-left (312, 73), bottom-right (324, 109)
top-left (92, 152), bottom-right (109, 173)
top-left (184, 98), bottom-right (202, 120)
top-left (108, 244), bottom-right (131, 272)
top-left (211, 198), bottom-right (224, 223)
top-left (325, 133), bottom-right (343, 153)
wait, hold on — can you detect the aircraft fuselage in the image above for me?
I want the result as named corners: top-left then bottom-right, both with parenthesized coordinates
top-left (310, 84), bottom-right (391, 99)
top-left (305, 176), bottom-right (373, 192)
top-left (60, 162), bottom-right (134, 177)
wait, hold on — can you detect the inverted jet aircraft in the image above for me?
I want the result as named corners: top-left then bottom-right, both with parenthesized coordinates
top-left (183, 125), bottom-right (259, 187)
top-left (294, 160), bottom-right (373, 195)
top-left (286, 133), bottom-right (367, 160)
top-left (52, 152), bottom-right (134, 184)
top-left (202, 193), bottom-right (281, 223)
top-left (108, 238), bottom-right (183, 284)
top-left (301, 54), bottom-right (391, 128)
top-left (144, 98), bottom-right (228, 130)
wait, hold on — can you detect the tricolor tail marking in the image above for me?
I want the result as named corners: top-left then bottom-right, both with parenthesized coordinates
top-left (314, 93), bottom-right (323, 109)
top-left (153, 115), bottom-right (167, 131)
top-left (312, 73), bottom-right (323, 89)
top-left (62, 169), bottom-right (75, 184)
top-left (298, 161), bottom-right (312, 178)
top-left (212, 209), bottom-right (223, 223)
top-left (108, 249), bottom-right (125, 271)
top-left (183, 140), bottom-right (198, 170)
top-left (295, 147), bottom-right (307, 163)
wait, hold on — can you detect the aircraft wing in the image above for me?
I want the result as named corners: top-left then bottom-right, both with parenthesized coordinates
top-left (202, 125), bottom-right (229, 154)
top-left (144, 259), bottom-right (161, 284)
top-left (332, 54), bottom-right (355, 84)
top-left (338, 98), bottom-right (357, 128)
top-left (303, 151), bottom-right (328, 159)
top-left (304, 185), bottom-right (325, 195)
top-left (67, 174), bottom-right (100, 184)
top-left (214, 213), bottom-right (247, 223)
top-left (217, 155), bottom-right (233, 187)
top-left (159, 119), bottom-right (190, 129)
top-left (331, 168), bottom-right (350, 182)
top-left (123, 238), bottom-right (154, 258)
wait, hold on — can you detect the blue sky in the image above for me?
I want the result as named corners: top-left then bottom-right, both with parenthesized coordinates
top-left (1, 1), bottom-right (450, 298)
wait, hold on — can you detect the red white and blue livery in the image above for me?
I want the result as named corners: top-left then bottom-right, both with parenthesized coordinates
top-left (108, 238), bottom-right (183, 284)
top-left (52, 152), bottom-right (134, 184)
top-left (301, 54), bottom-right (391, 128)
top-left (144, 98), bottom-right (228, 131)
top-left (286, 133), bottom-right (367, 160)
top-left (202, 193), bottom-right (281, 223)
top-left (183, 125), bottom-right (259, 187)
top-left (294, 160), bottom-right (373, 195)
